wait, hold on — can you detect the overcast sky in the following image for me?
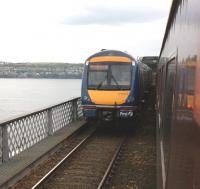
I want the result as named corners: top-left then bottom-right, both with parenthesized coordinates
top-left (0, 0), bottom-right (172, 63)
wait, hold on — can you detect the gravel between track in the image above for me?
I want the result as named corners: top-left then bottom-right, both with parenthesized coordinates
top-left (106, 91), bottom-right (156, 189)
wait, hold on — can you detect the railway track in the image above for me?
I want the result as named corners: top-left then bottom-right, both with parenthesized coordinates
top-left (12, 124), bottom-right (96, 189)
top-left (31, 126), bottom-right (128, 189)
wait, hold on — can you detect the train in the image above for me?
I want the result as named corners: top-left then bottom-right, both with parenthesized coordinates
top-left (157, 0), bottom-right (200, 188)
top-left (81, 49), bottom-right (152, 121)
top-left (140, 56), bottom-right (159, 86)
top-left (140, 56), bottom-right (158, 72)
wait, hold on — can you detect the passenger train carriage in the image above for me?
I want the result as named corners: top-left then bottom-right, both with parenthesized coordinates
top-left (157, 0), bottom-right (200, 188)
top-left (81, 50), bottom-right (151, 121)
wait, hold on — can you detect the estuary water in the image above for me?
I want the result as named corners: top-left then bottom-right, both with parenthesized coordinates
top-left (0, 79), bottom-right (81, 122)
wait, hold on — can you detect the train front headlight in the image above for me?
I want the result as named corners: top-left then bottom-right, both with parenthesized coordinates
top-left (127, 96), bottom-right (135, 103)
top-left (132, 61), bottom-right (136, 66)
top-left (83, 95), bottom-right (91, 102)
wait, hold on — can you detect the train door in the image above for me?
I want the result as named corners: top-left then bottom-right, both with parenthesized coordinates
top-left (157, 64), bottom-right (167, 189)
top-left (157, 66), bottom-right (164, 127)
top-left (162, 58), bottom-right (176, 188)
top-left (157, 66), bottom-right (165, 189)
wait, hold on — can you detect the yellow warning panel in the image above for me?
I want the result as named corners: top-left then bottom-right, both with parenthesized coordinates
top-left (88, 90), bottom-right (130, 105)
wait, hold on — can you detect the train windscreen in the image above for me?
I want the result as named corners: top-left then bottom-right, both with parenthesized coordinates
top-left (87, 62), bottom-right (132, 90)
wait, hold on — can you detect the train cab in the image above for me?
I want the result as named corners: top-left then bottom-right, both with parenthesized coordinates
top-left (81, 50), bottom-right (151, 121)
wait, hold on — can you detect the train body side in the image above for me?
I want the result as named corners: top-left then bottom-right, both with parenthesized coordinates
top-left (157, 0), bottom-right (200, 188)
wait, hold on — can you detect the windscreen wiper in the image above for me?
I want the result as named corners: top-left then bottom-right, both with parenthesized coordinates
top-left (110, 74), bottom-right (123, 90)
top-left (96, 82), bottom-right (103, 90)
top-left (110, 74), bottom-right (119, 86)
top-left (96, 75), bottom-right (107, 90)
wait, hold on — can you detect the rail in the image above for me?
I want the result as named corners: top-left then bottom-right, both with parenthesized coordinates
top-left (0, 97), bottom-right (83, 163)
top-left (31, 131), bottom-right (94, 189)
top-left (97, 136), bottom-right (126, 189)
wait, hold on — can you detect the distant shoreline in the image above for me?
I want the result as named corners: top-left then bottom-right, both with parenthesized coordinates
top-left (0, 62), bottom-right (83, 79)
top-left (0, 77), bottom-right (82, 79)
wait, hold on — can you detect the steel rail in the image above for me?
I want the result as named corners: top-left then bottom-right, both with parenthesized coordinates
top-left (97, 136), bottom-right (126, 189)
top-left (31, 131), bottom-right (94, 189)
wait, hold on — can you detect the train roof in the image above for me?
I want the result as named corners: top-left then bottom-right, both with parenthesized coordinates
top-left (159, 0), bottom-right (182, 56)
top-left (86, 50), bottom-right (135, 61)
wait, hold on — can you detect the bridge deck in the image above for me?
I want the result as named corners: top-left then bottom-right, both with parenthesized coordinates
top-left (0, 120), bottom-right (85, 188)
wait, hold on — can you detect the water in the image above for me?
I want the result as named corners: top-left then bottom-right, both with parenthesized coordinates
top-left (0, 79), bottom-right (82, 122)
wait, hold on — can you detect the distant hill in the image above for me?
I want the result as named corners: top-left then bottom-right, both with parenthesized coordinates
top-left (0, 62), bottom-right (84, 79)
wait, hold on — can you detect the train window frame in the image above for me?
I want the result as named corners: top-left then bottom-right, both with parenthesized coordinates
top-left (87, 62), bottom-right (133, 90)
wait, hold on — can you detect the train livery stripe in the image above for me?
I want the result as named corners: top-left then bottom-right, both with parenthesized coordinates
top-left (88, 90), bottom-right (130, 105)
top-left (89, 56), bottom-right (132, 63)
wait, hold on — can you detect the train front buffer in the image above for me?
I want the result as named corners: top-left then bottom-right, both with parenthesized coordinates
top-left (81, 103), bottom-right (137, 121)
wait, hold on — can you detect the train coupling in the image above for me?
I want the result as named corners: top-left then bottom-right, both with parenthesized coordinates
top-left (102, 111), bottom-right (114, 121)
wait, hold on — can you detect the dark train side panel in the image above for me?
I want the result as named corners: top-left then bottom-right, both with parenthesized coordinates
top-left (157, 0), bottom-right (200, 188)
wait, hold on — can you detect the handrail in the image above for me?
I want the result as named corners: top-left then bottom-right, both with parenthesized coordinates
top-left (0, 97), bottom-right (80, 126)
top-left (0, 97), bottom-right (83, 163)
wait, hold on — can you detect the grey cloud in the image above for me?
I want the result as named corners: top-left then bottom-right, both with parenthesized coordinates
top-left (63, 6), bottom-right (167, 25)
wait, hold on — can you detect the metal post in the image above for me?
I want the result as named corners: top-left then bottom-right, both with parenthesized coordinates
top-left (73, 100), bottom-right (78, 121)
top-left (2, 125), bottom-right (9, 162)
top-left (47, 109), bottom-right (53, 136)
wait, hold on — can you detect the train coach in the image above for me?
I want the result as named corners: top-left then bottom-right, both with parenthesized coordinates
top-left (81, 49), bottom-right (152, 121)
top-left (157, 0), bottom-right (200, 189)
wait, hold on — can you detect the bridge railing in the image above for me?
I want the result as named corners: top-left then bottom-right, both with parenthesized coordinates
top-left (0, 97), bottom-right (82, 163)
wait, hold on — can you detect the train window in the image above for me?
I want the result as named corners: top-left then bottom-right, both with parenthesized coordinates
top-left (87, 62), bottom-right (132, 90)
top-left (110, 64), bottom-right (131, 86)
top-left (162, 58), bottom-right (176, 175)
top-left (89, 65), bottom-right (109, 71)
top-left (186, 67), bottom-right (195, 92)
top-left (88, 71), bottom-right (108, 87)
